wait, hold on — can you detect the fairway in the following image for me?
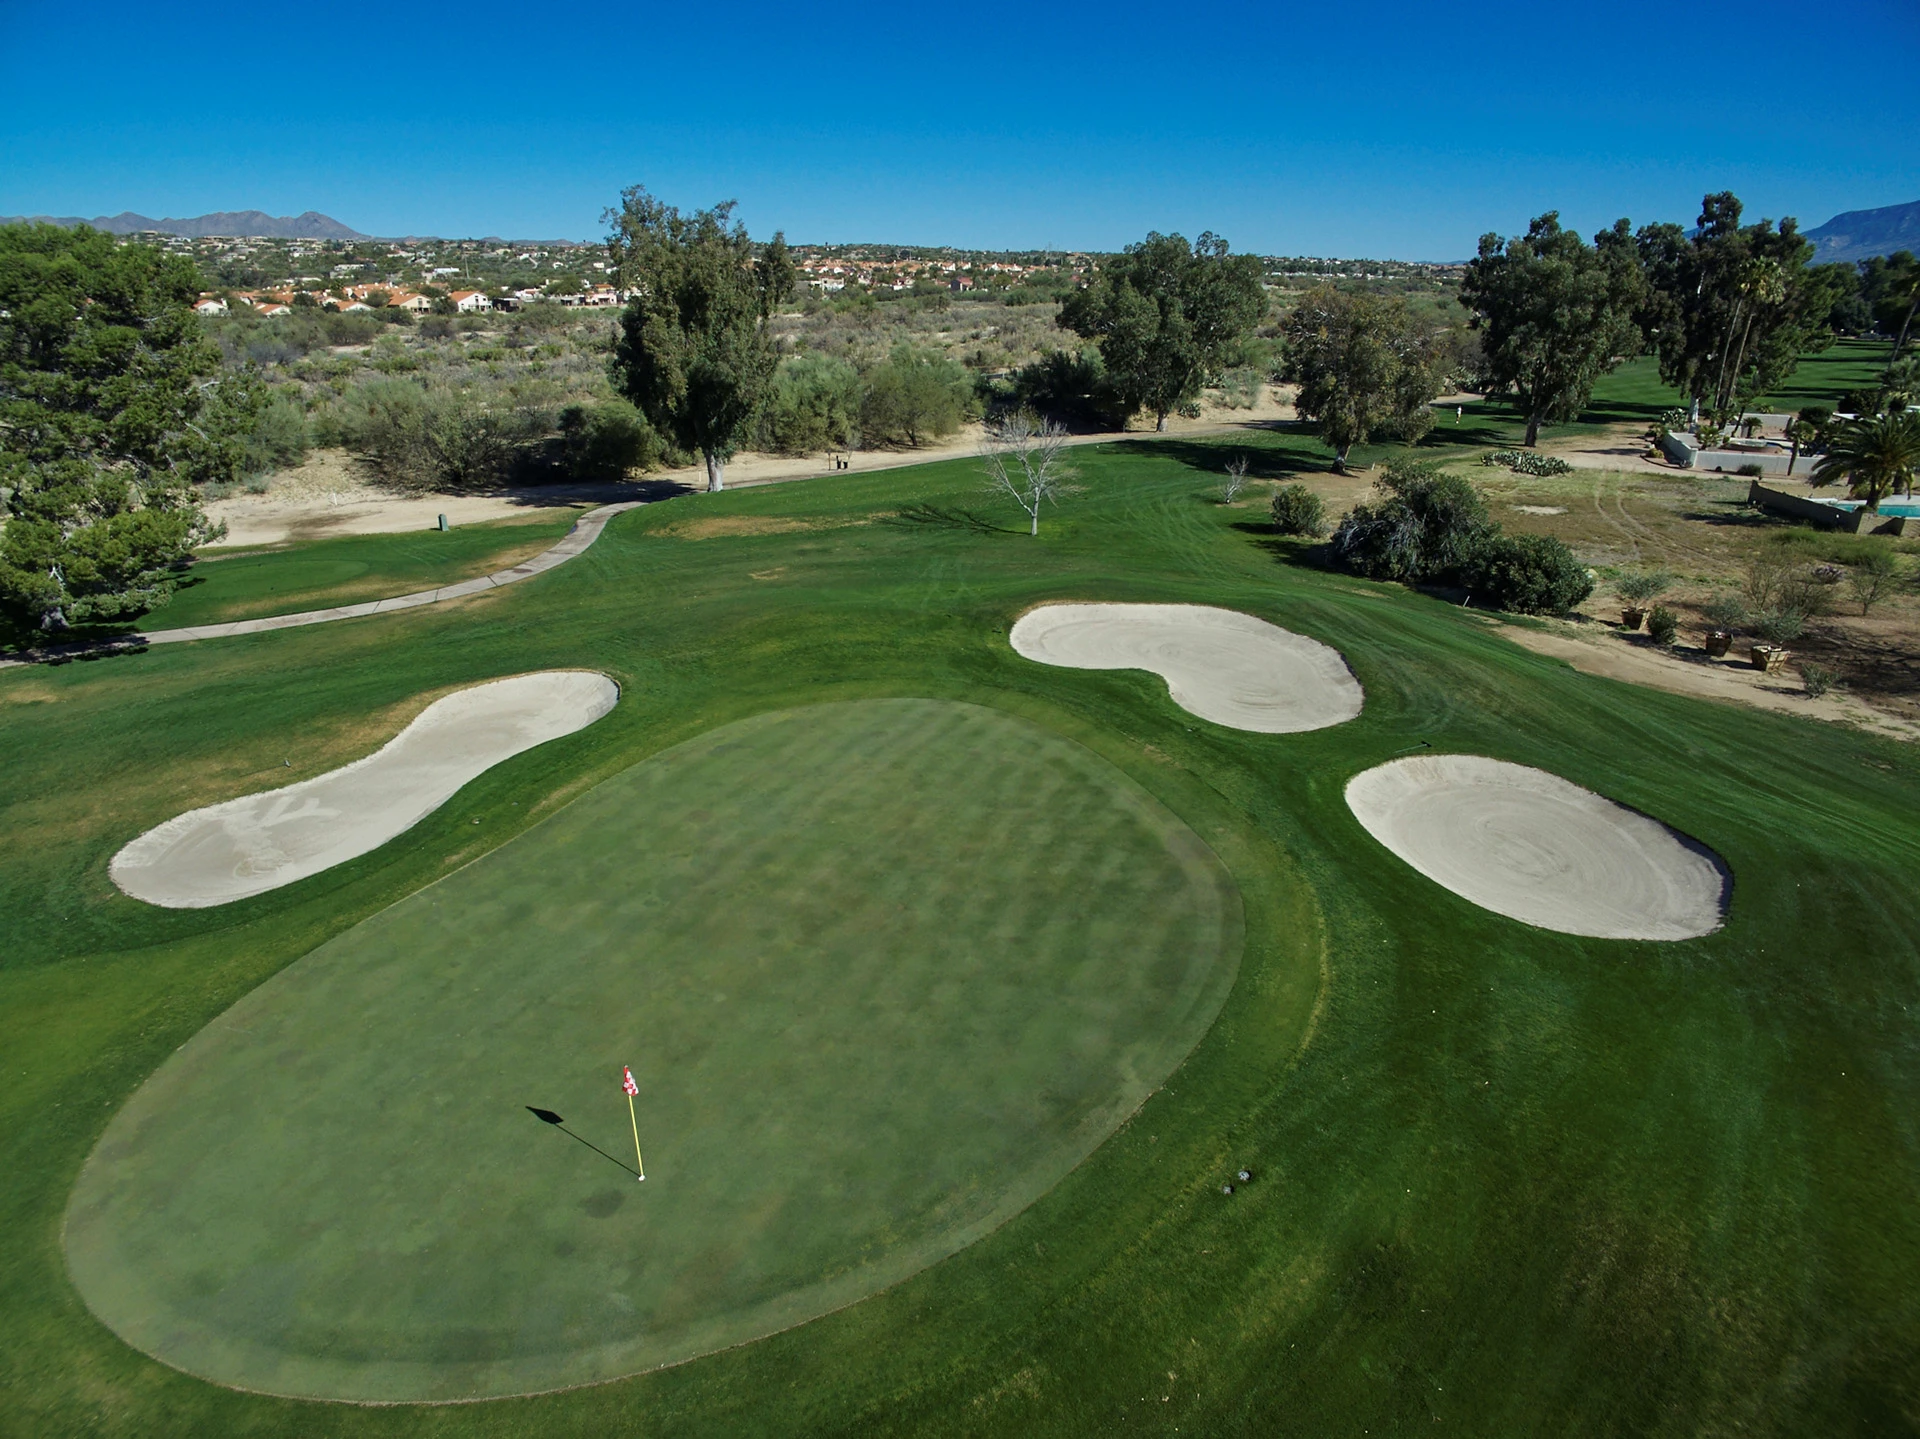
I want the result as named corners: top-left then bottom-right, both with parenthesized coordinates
top-left (64, 699), bottom-right (1242, 1402)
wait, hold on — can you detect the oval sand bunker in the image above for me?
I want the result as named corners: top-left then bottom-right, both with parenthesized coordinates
top-left (110, 670), bottom-right (618, 907)
top-left (1010, 602), bottom-right (1362, 733)
top-left (1345, 754), bottom-right (1728, 940)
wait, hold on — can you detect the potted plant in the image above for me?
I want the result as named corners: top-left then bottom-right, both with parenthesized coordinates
top-left (1614, 569), bottom-right (1673, 631)
top-left (1701, 593), bottom-right (1745, 658)
top-left (1748, 606), bottom-right (1805, 672)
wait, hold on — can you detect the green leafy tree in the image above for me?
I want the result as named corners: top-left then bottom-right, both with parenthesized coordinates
top-left (1859, 250), bottom-right (1920, 357)
top-left (605, 187), bottom-right (794, 491)
top-left (1636, 193), bottom-right (1826, 415)
top-left (1809, 410), bottom-right (1920, 512)
top-left (1461, 213), bottom-right (1645, 447)
top-left (1058, 232), bottom-right (1265, 431)
top-left (758, 351), bottom-right (861, 455)
top-left (858, 345), bottom-right (974, 447)
top-left (0, 222), bottom-right (250, 631)
top-left (1282, 285), bottom-right (1446, 471)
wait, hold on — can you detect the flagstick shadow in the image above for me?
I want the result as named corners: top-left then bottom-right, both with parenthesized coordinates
top-left (528, 1106), bottom-right (641, 1179)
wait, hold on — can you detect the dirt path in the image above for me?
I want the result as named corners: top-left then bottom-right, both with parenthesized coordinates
top-left (1497, 618), bottom-right (1920, 742)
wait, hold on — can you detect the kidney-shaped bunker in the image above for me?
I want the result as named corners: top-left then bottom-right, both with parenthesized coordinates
top-left (1010, 602), bottom-right (1363, 733)
top-left (110, 670), bottom-right (619, 907)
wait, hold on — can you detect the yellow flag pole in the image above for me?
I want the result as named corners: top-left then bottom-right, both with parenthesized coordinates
top-left (627, 1092), bottom-right (646, 1181)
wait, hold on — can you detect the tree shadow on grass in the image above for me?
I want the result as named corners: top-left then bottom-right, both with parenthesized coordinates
top-left (882, 502), bottom-right (1025, 535)
top-left (1136, 437), bottom-right (1332, 482)
top-left (1232, 522), bottom-right (1338, 571)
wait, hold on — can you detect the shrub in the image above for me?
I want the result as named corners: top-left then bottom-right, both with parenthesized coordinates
top-left (1211, 366), bottom-right (1265, 410)
top-left (326, 379), bottom-right (548, 491)
top-left (1330, 461), bottom-right (1494, 582)
top-left (759, 352), bottom-right (861, 455)
top-left (1800, 662), bottom-right (1838, 698)
top-left (1482, 449), bottom-right (1573, 476)
top-left (558, 400), bottom-right (661, 482)
top-left (859, 345), bottom-right (976, 447)
top-left (1270, 484), bottom-right (1327, 537)
top-left (1736, 462), bottom-right (1764, 477)
top-left (243, 393), bottom-right (310, 476)
top-left (1702, 592), bottom-right (1748, 630)
top-left (1614, 568), bottom-right (1674, 604)
top-left (1646, 604), bottom-right (1678, 646)
top-left (1846, 547), bottom-right (1899, 615)
top-left (1465, 534), bottom-right (1594, 615)
top-left (1750, 606), bottom-right (1807, 645)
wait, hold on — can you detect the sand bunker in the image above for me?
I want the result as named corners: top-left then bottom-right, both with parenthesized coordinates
top-left (1344, 754), bottom-right (1728, 940)
top-left (1009, 603), bottom-right (1363, 733)
top-left (110, 671), bottom-right (618, 908)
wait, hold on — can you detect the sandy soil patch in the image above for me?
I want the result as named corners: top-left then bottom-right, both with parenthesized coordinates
top-left (1010, 602), bottom-right (1363, 733)
top-left (650, 514), bottom-right (874, 540)
top-left (1345, 754), bottom-right (1730, 940)
top-left (110, 671), bottom-right (618, 907)
top-left (203, 451), bottom-right (647, 548)
top-left (1499, 620), bottom-right (1920, 742)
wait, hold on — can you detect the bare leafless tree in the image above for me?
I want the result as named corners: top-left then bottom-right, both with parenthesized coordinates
top-left (981, 413), bottom-right (1075, 536)
top-left (1219, 453), bottom-right (1249, 504)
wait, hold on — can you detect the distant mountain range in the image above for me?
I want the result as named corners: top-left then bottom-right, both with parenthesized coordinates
top-left (1804, 200), bottom-right (1920, 265)
top-left (0, 210), bottom-right (368, 240)
top-left (5, 199), bottom-right (1918, 262)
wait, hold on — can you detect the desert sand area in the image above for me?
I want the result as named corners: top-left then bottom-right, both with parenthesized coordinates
top-left (1344, 753), bottom-right (1731, 940)
top-left (110, 671), bottom-right (618, 907)
top-left (1009, 601), bottom-right (1364, 733)
top-left (1496, 618), bottom-right (1920, 741)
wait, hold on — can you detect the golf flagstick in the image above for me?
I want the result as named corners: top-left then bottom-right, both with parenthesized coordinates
top-left (622, 1066), bottom-right (645, 1181)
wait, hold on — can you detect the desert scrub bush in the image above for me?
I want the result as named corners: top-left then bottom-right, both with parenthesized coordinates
top-left (1270, 484), bottom-right (1327, 537)
top-left (1646, 604), bottom-right (1678, 646)
top-left (1846, 548), bottom-right (1899, 615)
top-left (1702, 592), bottom-right (1748, 630)
top-left (1614, 568), bottom-right (1674, 604)
top-left (1210, 366), bottom-right (1265, 410)
top-left (1465, 534), bottom-right (1594, 615)
top-left (1331, 461), bottom-right (1494, 582)
top-left (242, 392), bottom-right (310, 476)
top-left (1482, 449), bottom-right (1573, 477)
top-left (558, 400), bottom-right (663, 481)
top-left (1750, 606), bottom-right (1807, 645)
top-left (758, 352), bottom-right (862, 455)
top-left (1800, 662), bottom-right (1838, 698)
top-left (859, 345), bottom-right (977, 447)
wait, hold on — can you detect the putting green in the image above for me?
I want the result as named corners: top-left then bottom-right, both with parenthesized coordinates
top-left (65, 699), bottom-right (1243, 1402)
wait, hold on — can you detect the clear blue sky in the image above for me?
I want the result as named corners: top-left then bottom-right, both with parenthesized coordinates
top-left (3, 0), bottom-right (1915, 258)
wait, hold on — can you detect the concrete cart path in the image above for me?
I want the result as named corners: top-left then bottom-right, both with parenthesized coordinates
top-left (2, 501), bottom-right (642, 667)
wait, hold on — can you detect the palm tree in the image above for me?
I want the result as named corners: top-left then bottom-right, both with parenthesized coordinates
top-left (1809, 410), bottom-right (1920, 512)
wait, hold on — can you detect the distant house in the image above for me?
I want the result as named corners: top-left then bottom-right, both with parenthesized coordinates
top-left (388, 293), bottom-right (433, 314)
top-left (194, 296), bottom-right (229, 316)
top-left (449, 290), bottom-right (492, 313)
top-left (254, 303), bottom-right (292, 317)
top-left (582, 287), bottom-right (620, 307)
top-left (950, 276), bottom-right (974, 291)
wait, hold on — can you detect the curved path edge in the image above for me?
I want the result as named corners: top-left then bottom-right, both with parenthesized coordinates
top-left (2, 501), bottom-right (644, 668)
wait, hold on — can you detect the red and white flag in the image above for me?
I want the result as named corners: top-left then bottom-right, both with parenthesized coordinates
top-left (622, 1066), bottom-right (639, 1097)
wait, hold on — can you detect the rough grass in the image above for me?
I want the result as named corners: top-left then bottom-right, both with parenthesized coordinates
top-left (139, 513), bottom-right (581, 630)
top-left (2, 433), bottom-right (1918, 1435)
